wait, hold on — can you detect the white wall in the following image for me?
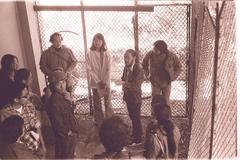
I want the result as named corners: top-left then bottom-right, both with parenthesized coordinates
top-left (0, 1), bottom-right (46, 95)
top-left (0, 1), bottom-right (25, 67)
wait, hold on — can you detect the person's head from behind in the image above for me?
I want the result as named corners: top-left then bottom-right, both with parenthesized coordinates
top-left (50, 32), bottom-right (63, 49)
top-left (153, 96), bottom-right (176, 157)
top-left (49, 71), bottom-right (67, 94)
top-left (14, 68), bottom-right (33, 87)
top-left (99, 116), bottom-right (130, 153)
top-left (90, 33), bottom-right (107, 52)
top-left (0, 115), bottom-right (24, 144)
top-left (0, 54), bottom-right (18, 75)
top-left (124, 49), bottom-right (137, 67)
top-left (13, 82), bottom-right (30, 105)
top-left (153, 40), bottom-right (168, 55)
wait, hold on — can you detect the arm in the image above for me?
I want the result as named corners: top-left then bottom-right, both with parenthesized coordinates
top-left (86, 53), bottom-right (101, 85)
top-left (66, 48), bottom-right (78, 73)
top-left (40, 51), bottom-right (53, 76)
top-left (142, 52), bottom-right (151, 78)
top-left (105, 52), bottom-right (112, 86)
top-left (168, 55), bottom-right (182, 81)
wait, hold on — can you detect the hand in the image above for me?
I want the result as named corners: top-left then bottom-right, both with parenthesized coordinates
top-left (35, 120), bottom-right (41, 128)
top-left (98, 81), bottom-right (106, 89)
top-left (68, 130), bottom-right (77, 137)
top-left (123, 83), bottom-right (130, 89)
top-left (115, 80), bottom-right (125, 86)
top-left (68, 130), bottom-right (73, 136)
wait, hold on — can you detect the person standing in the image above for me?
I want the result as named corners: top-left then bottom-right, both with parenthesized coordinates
top-left (142, 40), bottom-right (182, 109)
top-left (39, 32), bottom-right (77, 92)
top-left (48, 70), bottom-right (79, 159)
top-left (0, 54), bottom-right (19, 109)
top-left (120, 49), bottom-right (144, 144)
top-left (86, 33), bottom-right (113, 127)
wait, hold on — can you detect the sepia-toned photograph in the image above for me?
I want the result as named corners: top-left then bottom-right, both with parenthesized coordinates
top-left (0, 0), bottom-right (238, 159)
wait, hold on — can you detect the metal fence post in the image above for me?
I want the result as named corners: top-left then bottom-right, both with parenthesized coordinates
top-left (209, 1), bottom-right (226, 158)
top-left (80, 0), bottom-right (93, 115)
top-left (134, 0), bottom-right (139, 61)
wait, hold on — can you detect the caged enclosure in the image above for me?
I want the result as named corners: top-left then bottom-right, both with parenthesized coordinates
top-left (36, 0), bottom-right (191, 117)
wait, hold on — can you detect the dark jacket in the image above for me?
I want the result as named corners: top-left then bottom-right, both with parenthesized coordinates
top-left (121, 63), bottom-right (144, 104)
top-left (48, 91), bottom-right (79, 137)
top-left (0, 71), bottom-right (15, 109)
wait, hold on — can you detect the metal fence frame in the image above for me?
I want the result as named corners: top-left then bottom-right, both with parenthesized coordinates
top-left (34, 1), bottom-right (191, 117)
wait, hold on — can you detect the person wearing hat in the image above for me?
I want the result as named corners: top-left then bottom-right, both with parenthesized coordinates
top-left (47, 70), bottom-right (79, 159)
top-left (142, 40), bottom-right (182, 113)
top-left (39, 32), bottom-right (77, 92)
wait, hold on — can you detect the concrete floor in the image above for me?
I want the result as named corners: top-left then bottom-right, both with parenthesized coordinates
top-left (41, 113), bottom-right (190, 159)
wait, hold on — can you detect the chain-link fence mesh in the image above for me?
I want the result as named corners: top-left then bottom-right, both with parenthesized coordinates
top-left (188, 1), bottom-right (236, 158)
top-left (36, 2), bottom-right (190, 117)
top-left (138, 5), bottom-right (189, 117)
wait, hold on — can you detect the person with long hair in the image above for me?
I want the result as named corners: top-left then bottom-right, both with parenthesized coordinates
top-left (0, 54), bottom-right (19, 108)
top-left (86, 33), bottom-right (113, 127)
top-left (144, 95), bottom-right (181, 158)
top-left (142, 40), bottom-right (182, 114)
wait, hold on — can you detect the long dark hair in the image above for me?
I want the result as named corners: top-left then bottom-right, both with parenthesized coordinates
top-left (90, 33), bottom-right (107, 52)
top-left (0, 54), bottom-right (17, 76)
top-left (153, 96), bottom-right (176, 157)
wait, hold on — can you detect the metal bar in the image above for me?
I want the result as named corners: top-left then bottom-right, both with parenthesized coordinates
top-left (151, 3), bottom-right (192, 6)
top-left (209, 2), bottom-right (221, 159)
top-left (134, 0), bottom-right (139, 58)
top-left (80, 0), bottom-right (93, 115)
top-left (33, 5), bottom-right (154, 12)
top-left (186, 4), bottom-right (190, 117)
top-left (206, 7), bottom-right (216, 29)
top-left (219, 0), bottom-right (226, 17)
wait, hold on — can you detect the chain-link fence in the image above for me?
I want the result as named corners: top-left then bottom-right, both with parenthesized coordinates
top-left (36, 1), bottom-right (190, 117)
top-left (188, 0), bottom-right (236, 158)
top-left (138, 4), bottom-right (190, 117)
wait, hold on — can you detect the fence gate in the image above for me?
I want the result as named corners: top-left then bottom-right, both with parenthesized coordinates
top-left (35, 2), bottom-right (191, 117)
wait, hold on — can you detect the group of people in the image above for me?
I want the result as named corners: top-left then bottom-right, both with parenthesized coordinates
top-left (0, 31), bottom-right (182, 159)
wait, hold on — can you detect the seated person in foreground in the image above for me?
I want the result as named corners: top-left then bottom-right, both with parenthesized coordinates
top-left (144, 95), bottom-right (181, 159)
top-left (0, 115), bottom-right (38, 159)
top-left (0, 83), bottom-right (43, 155)
top-left (94, 116), bottom-right (130, 159)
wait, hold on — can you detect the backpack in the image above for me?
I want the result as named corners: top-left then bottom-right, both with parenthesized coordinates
top-left (144, 125), bottom-right (169, 159)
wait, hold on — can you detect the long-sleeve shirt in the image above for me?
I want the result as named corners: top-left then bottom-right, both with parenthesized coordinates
top-left (39, 45), bottom-right (77, 76)
top-left (86, 50), bottom-right (111, 89)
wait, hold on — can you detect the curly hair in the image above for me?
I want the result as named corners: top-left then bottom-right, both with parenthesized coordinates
top-left (99, 116), bottom-right (130, 153)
